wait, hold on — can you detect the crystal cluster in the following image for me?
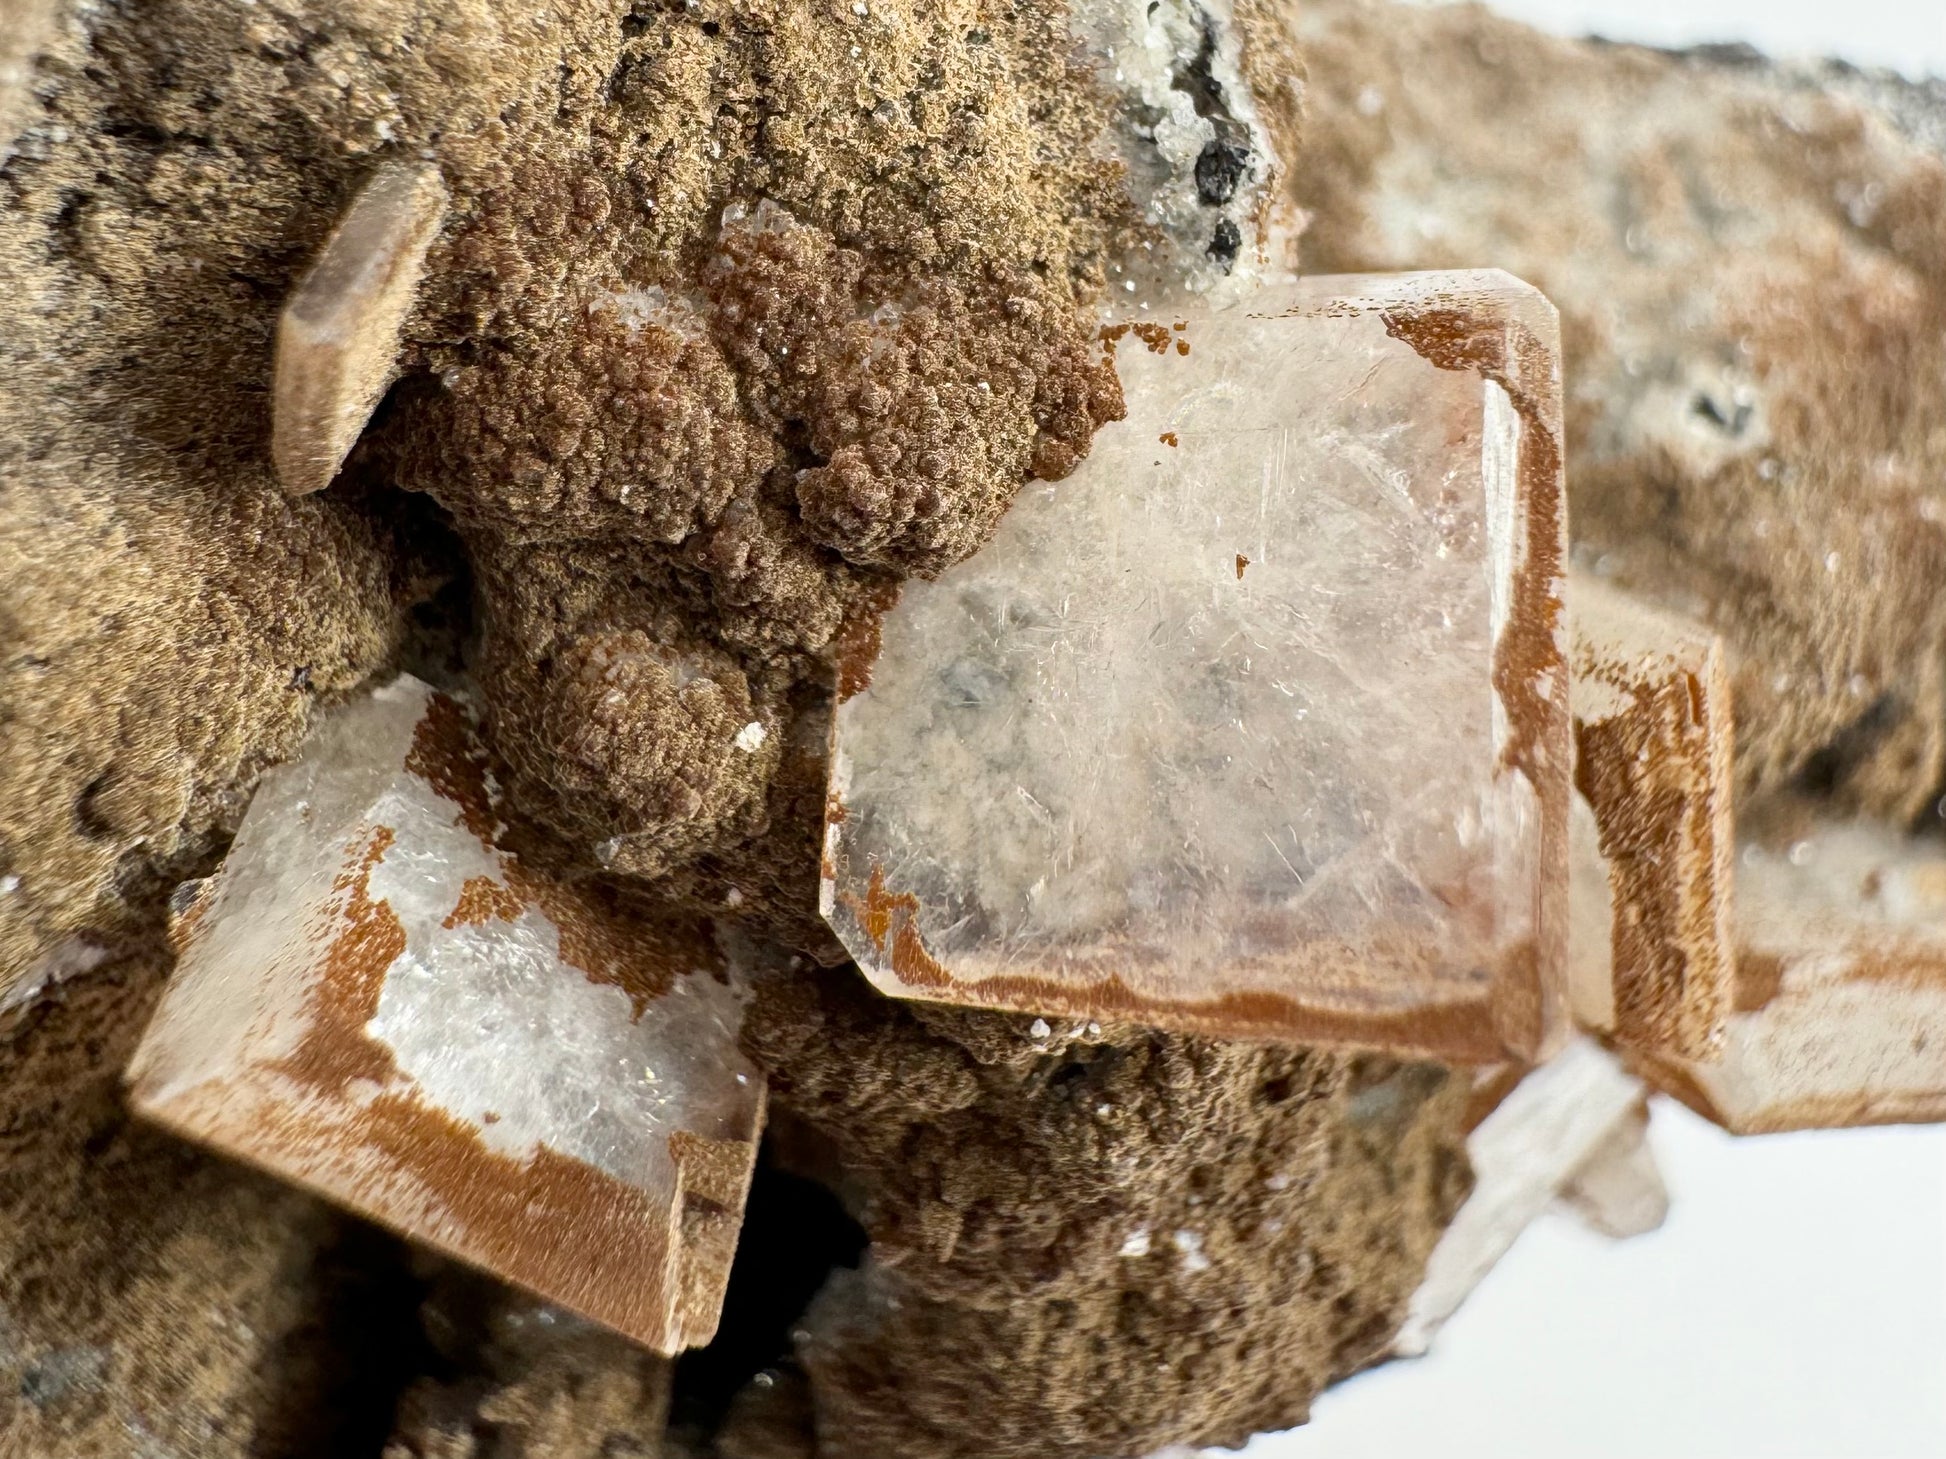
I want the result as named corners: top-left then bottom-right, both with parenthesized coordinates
top-left (126, 676), bottom-right (765, 1354)
top-left (823, 270), bottom-right (1571, 1064)
top-left (124, 265), bottom-right (1946, 1371)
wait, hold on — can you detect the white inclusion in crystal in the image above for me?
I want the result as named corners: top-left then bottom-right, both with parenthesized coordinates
top-left (1120, 1228), bottom-right (1153, 1258)
top-left (1029, 1018), bottom-right (1052, 1040)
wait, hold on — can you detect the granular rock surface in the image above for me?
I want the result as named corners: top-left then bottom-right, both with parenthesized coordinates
top-left (0, 947), bottom-right (418, 1457)
top-left (741, 967), bottom-right (1472, 1459)
top-left (383, 1272), bottom-right (672, 1459)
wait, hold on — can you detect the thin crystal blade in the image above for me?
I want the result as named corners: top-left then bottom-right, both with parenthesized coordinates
top-left (1394, 1038), bottom-right (1648, 1356)
top-left (823, 271), bottom-right (1569, 1062)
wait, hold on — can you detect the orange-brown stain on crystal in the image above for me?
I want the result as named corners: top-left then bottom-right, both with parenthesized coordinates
top-left (1381, 303), bottom-right (1568, 1059)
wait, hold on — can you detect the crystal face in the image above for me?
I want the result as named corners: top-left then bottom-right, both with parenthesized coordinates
top-left (1569, 574), bottom-right (1735, 1059)
top-left (1633, 807), bottom-right (1946, 1134)
top-left (126, 676), bottom-right (765, 1354)
top-left (822, 271), bottom-right (1569, 1062)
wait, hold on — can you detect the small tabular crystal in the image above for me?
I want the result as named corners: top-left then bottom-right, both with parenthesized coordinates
top-left (1569, 574), bottom-right (1735, 1058)
top-left (1633, 805), bottom-right (1946, 1133)
top-left (126, 676), bottom-right (765, 1354)
top-left (272, 160), bottom-right (448, 496)
top-left (1557, 1103), bottom-right (1668, 1240)
top-left (1394, 1038), bottom-right (1650, 1357)
top-left (822, 271), bottom-right (1570, 1063)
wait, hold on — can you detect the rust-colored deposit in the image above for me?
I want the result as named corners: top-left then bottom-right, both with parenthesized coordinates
top-left (272, 822), bottom-right (406, 1095)
top-left (840, 861), bottom-right (1514, 1063)
top-left (833, 579), bottom-right (902, 703)
top-left (1570, 575), bottom-right (1736, 1058)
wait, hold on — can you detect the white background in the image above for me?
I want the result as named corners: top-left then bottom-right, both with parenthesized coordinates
top-left (1442, 0), bottom-right (1946, 79)
top-left (1252, 4), bottom-right (1946, 1457)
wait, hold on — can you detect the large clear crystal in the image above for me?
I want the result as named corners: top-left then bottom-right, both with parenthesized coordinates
top-left (823, 272), bottom-right (1570, 1062)
top-left (127, 676), bottom-right (766, 1354)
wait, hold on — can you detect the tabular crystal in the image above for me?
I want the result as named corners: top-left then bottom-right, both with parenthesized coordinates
top-left (1634, 806), bottom-right (1946, 1133)
top-left (273, 160), bottom-right (448, 496)
top-left (126, 676), bottom-right (765, 1354)
top-left (823, 271), bottom-right (1569, 1062)
top-left (1569, 574), bottom-right (1735, 1058)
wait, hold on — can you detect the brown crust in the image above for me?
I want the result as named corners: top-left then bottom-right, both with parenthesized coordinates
top-left (1569, 575), bottom-right (1737, 1057)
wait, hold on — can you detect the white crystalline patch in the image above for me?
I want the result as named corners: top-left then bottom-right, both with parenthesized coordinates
top-left (359, 776), bottom-right (749, 1184)
top-left (824, 271), bottom-right (1568, 1062)
top-left (734, 720), bottom-right (767, 753)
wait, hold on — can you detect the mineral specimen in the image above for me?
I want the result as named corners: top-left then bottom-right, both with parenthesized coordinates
top-left (1634, 805), bottom-right (1946, 1134)
top-left (824, 271), bottom-right (1569, 1064)
top-left (273, 160), bottom-right (449, 497)
top-left (1569, 574), bottom-right (1735, 1058)
top-left (126, 676), bottom-right (766, 1354)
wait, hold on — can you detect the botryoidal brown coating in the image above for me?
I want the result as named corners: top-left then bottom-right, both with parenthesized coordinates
top-left (373, 0), bottom-right (1130, 893)
top-left (742, 968), bottom-right (1473, 1459)
top-left (401, 194), bottom-right (1125, 886)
